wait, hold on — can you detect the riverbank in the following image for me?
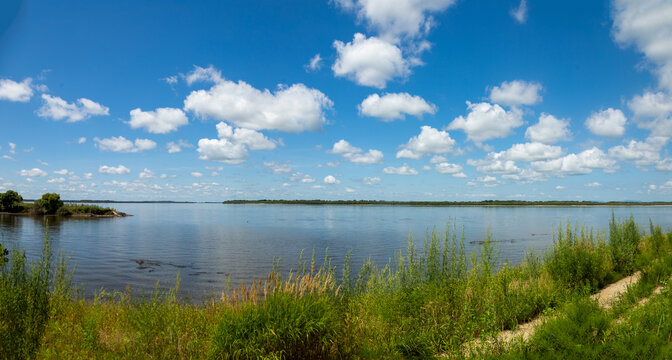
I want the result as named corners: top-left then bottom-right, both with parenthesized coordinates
top-left (2, 215), bottom-right (671, 358)
top-left (223, 199), bottom-right (672, 207)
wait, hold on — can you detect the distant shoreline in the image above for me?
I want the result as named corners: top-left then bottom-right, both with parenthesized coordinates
top-left (221, 200), bottom-right (672, 207)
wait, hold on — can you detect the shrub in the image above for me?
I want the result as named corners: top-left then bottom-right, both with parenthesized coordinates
top-left (608, 214), bottom-right (640, 274)
top-left (37, 193), bottom-right (64, 215)
top-left (0, 190), bottom-right (23, 212)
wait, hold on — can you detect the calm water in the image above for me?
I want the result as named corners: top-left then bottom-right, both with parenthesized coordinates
top-left (1, 204), bottom-right (671, 301)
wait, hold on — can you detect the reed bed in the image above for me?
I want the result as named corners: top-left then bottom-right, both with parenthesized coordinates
top-left (1, 215), bottom-right (672, 359)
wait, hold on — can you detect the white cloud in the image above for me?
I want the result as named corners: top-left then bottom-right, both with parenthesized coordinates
top-left (98, 165), bottom-right (131, 175)
top-left (8, 142), bottom-right (16, 154)
top-left (477, 176), bottom-right (497, 183)
top-left (197, 122), bottom-right (277, 164)
top-left (37, 160), bottom-right (48, 166)
top-left (191, 172), bottom-right (204, 178)
top-left (163, 75), bottom-right (178, 84)
top-left (139, 168), bottom-right (156, 179)
top-left (429, 155), bottom-right (447, 164)
top-left (19, 168), bottom-right (47, 177)
top-left (306, 54), bottom-right (323, 72)
top-left (396, 126), bottom-right (456, 159)
top-left (613, 0), bottom-right (672, 91)
top-left (434, 162), bottom-right (464, 176)
top-left (332, 33), bottom-right (412, 89)
top-left (363, 176), bottom-right (381, 185)
top-left (290, 172), bottom-right (316, 183)
top-left (532, 147), bottom-right (617, 175)
top-left (166, 140), bottom-right (192, 153)
top-left (586, 182), bottom-right (602, 187)
top-left (47, 177), bottom-right (65, 184)
top-left (37, 94), bottom-right (109, 122)
top-left (83, 173), bottom-right (93, 180)
top-left (128, 108), bottom-right (188, 134)
top-left (447, 102), bottom-right (523, 145)
top-left (53, 169), bottom-right (69, 175)
top-left (94, 136), bottom-right (157, 153)
top-left (656, 158), bottom-right (672, 171)
top-left (263, 162), bottom-right (292, 174)
top-left (510, 0), bottom-right (528, 24)
top-left (358, 92), bottom-right (436, 121)
top-left (330, 139), bottom-right (383, 165)
top-left (383, 163), bottom-right (418, 175)
top-left (78, 137), bottom-right (87, 144)
top-left (333, 0), bottom-right (456, 42)
top-left (324, 175), bottom-right (341, 184)
top-left (184, 72), bottom-right (332, 132)
top-left (555, 185), bottom-right (566, 190)
top-left (489, 80), bottom-right (542, 106)
top-left (628, 91), bottom-right (672, 135)
top-left (468, 155), bottom-right (521, 175)
top-left (525, 113), bottom-right (572, 144)
top-left (585, 108), bottom-right (627, 137)
top-left (608, 136), bottom-right (668, 166)
top-left (345, 187), bottom-right (356, 193)
top-left (500, 142), bottom-right (564, 162)
top-left (0, 78), bottom-right (33, 102)
top-left (185, 65), bottom-right (223, 85)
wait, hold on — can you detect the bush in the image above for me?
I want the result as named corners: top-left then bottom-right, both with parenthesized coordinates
top-left (0, 190), bottom-right (23, 212)
top-left (608, 214), bottom-right (640, 274)
top-left (37, 193), bottom-right (64, 215)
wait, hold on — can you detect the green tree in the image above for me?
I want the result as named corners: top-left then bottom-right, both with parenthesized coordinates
top-left (37, 193), bottom-right (64, 215)
top-left (0, 190), bottom-right (23, 212)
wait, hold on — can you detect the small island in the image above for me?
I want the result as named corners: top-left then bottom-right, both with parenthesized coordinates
top-left (0, 190), bottom-right (128, 217)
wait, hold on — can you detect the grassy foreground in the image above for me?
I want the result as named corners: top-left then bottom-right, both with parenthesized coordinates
top-left (1, 215), bottom-right (672, 359)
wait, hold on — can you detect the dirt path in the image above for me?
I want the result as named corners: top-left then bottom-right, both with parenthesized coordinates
top-left (459, 271), bottom-right (643, 357)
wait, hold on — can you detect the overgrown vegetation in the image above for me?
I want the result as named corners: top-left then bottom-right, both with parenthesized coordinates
top-left (0, 190), bottom-right (120, 217)
top-left (1, 215), bottom-right (671, 359)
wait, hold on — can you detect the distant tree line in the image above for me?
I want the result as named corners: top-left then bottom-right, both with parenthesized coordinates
top-left (222, 199), bottom-right (672, 206)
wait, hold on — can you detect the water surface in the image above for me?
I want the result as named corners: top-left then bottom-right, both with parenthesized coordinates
top-left (1, 204), bottom-right (670, 300)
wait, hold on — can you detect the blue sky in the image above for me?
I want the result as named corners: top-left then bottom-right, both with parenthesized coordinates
top-left (1, 0), bottom-right (671, 201)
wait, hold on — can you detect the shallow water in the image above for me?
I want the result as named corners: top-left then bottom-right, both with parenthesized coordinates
top-left (1, 203), bottom-right (670, 300)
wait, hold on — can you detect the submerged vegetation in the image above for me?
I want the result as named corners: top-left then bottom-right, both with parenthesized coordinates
top-left (1, 215), bottom-right (672, 358)
top-left (0, 190), bottom-right (124, 217)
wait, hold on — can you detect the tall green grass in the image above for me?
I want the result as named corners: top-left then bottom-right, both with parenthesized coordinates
top-left (2, 216), bottom-right (671, 359)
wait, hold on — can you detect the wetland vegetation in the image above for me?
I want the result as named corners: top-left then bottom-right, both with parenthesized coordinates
top-left (0, 190), bottom-right (126, 217)
top-left (1, 215), bottom-right (671, 358)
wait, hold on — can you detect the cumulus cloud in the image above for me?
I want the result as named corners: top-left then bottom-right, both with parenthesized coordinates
top-left (0, 78), bottom-right (33, 102)
top-left (434, 162), bottom-right (464, 177)
top-left (37, 94), bottom-right (109, 122)
top-left (184, 70), bottom-right (332, 132)
top-left (332, 33), bottom-right (412, 89)
top-left (608, 136), bottom-right (668, 166)
top-left (191, 172), bottom-right (204, 178)
top-left (128, 108), bottom-right (188, 134)
top-left (612, 0), bottom-right (672, 91)
top-left (383, 163), bottom-right (418, 175)
top-left (499, 142), bottom-right (564, 162)
top-left (306, 54), bottom-right (323, 72)
top-left (47, 177), bottom-right (65, 184)
top-left (263, 162), bottom-right (292, 174)
top-left (98, 165), bottom-right (131, 175)
top-left (532, 147), bottom-right (617, 175)
top-left (489, 80), bottom-right (542, 106)
top-left (585, 108), bottom-right (627, 137)
top-left (332, 0), bottom-right (456, 42)
top-left (94, 136), bottom-right (157, 153)
top-left (447, 102), bottom-right (523, 145)
top-left (525, 113), bottom-right (572, 144)
top-left (330, 139), bottom-right (383, 164)
top-left (396, 126), bottom-right (456, 159)
top-left (290, 172), bottom-right (316, 183)
top-left (197, 122), bottom-right (277, 164)
top-left (628, 91), bottom-right (672, 136)
top-left (139, 168), bottom-right (156, 179)
top-left (510, 0), bottom-right (528, 24)
top-left (358, 92), bottom-right (436, 121)
top-left (19, 168), bottom-right (47, 177)
top-left (53, 169), bottom-right (69, 175)
top-left (363, 176), bottom-right (381, 185)
top-left (586, 182), bottom-right (602, 187)
top-left (166, 140), bottom-right (192, 153)
top-left (324, 175), bottom-right (341, 184)
top-left (185, 65), bottom-right (223, 85)
top-left (77, 137), bottom-right (87, 144)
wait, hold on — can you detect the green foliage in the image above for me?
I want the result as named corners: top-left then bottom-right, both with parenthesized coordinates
top-left (0, 190), bottom-right (23, 212)
top-left (57, 204), bottom-right (116, 216)
top-left (545, 222), bottom-right (610, 290)
top-left (609, 213), bottom-right (640, 274)
top-left (0, 230), bottom-right (71, 360)
top-left (209, 291), bottom-right (343, 359)
top-left (37, 193), bottom-right (64, 215)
